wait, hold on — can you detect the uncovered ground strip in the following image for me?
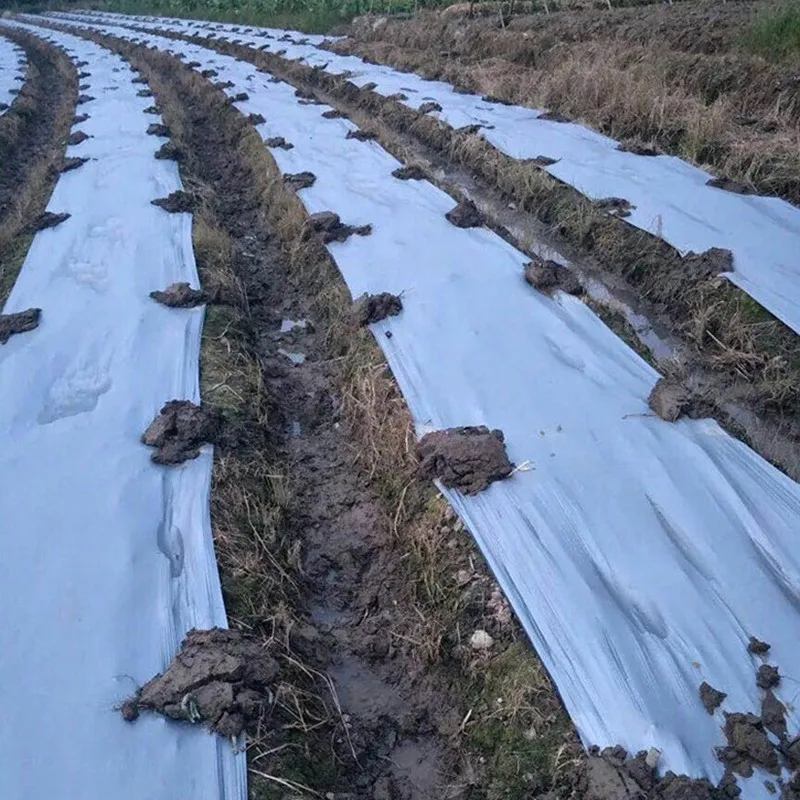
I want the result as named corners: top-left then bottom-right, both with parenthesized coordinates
top-left (5, 11), bottom-right (800, 800)
top-left (55, 8), bottom-right (800, 339)
top-left (0, 19), bottom-right (245, 800)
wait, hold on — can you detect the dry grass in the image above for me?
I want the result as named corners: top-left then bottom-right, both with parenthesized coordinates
top-left (336, 3), bottom-right (800, 203)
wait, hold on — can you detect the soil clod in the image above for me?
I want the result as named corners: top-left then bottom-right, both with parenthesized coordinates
top-left (392, 164), bottom-right (427, 180)
top-left (200, 69), bottom-right (218, 78)
top-left (756, 664), bottom-right (780, 690)
top-left (72, 113), bottom-right (89, 125)
top-left (594, 196), bottom-right (635, 218)
top-left (322, 108), bottom-right (345, 119)
top-left (76, 94), bottom-right (94, 105)
top-left (418, 426), bottom-right (513, 495)
top-left (30, 211), bottom-right (70, 233)
top-left (351, 292), bottom-right (403, 326)
top-left (146, 122), bottom-right (170, 137)
top-left (136, 89), bottom-right (153, 98)
top-left (232, 92), bottom-right (249, 102)
top-left (155, 141), bottom-right (184, 161)
top-left (748, 637), bottom-right (771, 655)
top-left (718, 712), bottom-right (780, 777)
top-left (247, 112), bottom-right (265, 125)
top-left (707, 177), bottom-right (753, 195)
top-left (419, 100), bottom-right (442, 114)
top-left (61, 156), bottom-right (89, 173)
top-left (122, 628), bottom-right (278, 738)
top-left (0, 308), bottom-right (41, 344)
top-left (538, 110), bottom-right (571, 122)
top-left (346, 128), bottom-right (377, 141)
top-left (67, 130), bottom-right (89, 146)
top-left (143, 105), bottom-right (160, 115)
top-left (141, 399), bottom-right (223, 464)
top-left (445, 198), bottom-right (484, 228)
top-left (308, 211), bottom-right (372, 243)
top-left (152, 191), bottom-right (194, 213)
top-left (699, 681), bottom-right (727, 714)
top-left (150, 282), bottom-right (208, 308)
top-left (648, 378), bottom-right (692, 422)
top-left (617, 140), bottom-right (659, 156)
top-left (527, 154), bottom-right (559, 167)
top-left (266, 136), bottom-right (293, 149)
top-left (683, 247), bottom-right (734, 279)
top-left (283, 171), bottom-right (316, 191)
top-left (524, 258), bottom-right (582, 296)
top-left (761, 690), bottom-right (787, 740)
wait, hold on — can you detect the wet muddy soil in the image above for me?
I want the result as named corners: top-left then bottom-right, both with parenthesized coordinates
top-left (141, 399), bottom-right (223, 464)
top-left (150, 281), bottom-right (208, 308)
top-left (0, 307), bottom-right (41, 344)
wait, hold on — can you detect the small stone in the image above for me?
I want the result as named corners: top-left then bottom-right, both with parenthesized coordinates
top-left (470, 629), bottom-right (493, 651)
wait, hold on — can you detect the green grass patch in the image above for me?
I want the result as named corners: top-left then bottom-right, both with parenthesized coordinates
top-left (740, 2), bottom-right (800, 60)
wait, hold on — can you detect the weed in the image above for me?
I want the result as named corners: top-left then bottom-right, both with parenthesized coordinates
top-left (741, 2), bottom-right (800, 60)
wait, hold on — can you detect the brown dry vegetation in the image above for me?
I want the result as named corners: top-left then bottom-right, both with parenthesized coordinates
top-left (0, 31), bottom-right (77, 307)
top-left (334, 0), bottom-right (800, 203)
top-left (63, 23), bottom-right (582, 798)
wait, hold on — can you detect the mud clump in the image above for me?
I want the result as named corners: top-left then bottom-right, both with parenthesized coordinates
top-left (76, 94), bottom-right (94, 105)
top-left (699, 681), bottom-right (727, 714)
top-left (683, 247), bottom-right (733, 280)
top-left (232, 92), bottom-right (249, 102)
top-left (524, 258), bottom-right (582, 296)
top-left (29, 211), bottom-right (70, 233)
top-left (351, 292), bottom-right (403, 326)
top-left (122, 628), bottom-right (278, 738)
top-left (141, 399), bottom-right (223, 464)
top-left (72, 113), bottom-right (89, 125)
top-left (322, 108), bottom-right (345, 119)
top-left (445, 199), bottom-right (484, 228)
top-left (418, 426), bottom-right (513, 495)
top-left (61, 156), bottom-right (89, 173)
top-left (538, 110), bottom-right (571, 122)
top-left (150, 282), bottom-right (208, 308)
top-left (308, 211), bottom-right (372, 243)
top-left (392, 164), bottom-right (427, 180)
top-left (761, 690), bottom-right (787, 739)
top-left (648, 378), bottom-right (692, 422)
top-left (418, 100), bottom-right (442, 114)
top-left (247, 112), bottom-right (265, 125)
top-left (283, 171), bottom-right (316, 191)
top-left (200, 69), bottom-right (218, 78)
top-left (155, 142), bottom-right (184, 162)
top-left (136, 89), bottom-right (153, 98)
top-left (718, 712), bottom-right (780, 776)
top-left (346, 128), bottom-right (377, 141)
top-left (266, 136), bottom-right (294, 150)
top-left (594, 196), bottom-right (635, 218)
top-left (617, 140), bottom-right (660, 156)
top-left (707, 177), bottom-right (753, 195)
top-left (748, 636), bottom-right (771, 655)
top-left (146, 122), bottom-right (170, 137)
top-left (152, 191), bottom-right (194, 214)
top-left (527, 154), bottom-right (559, 167)
top-left (67, 130), bottom-right (89, 146)
top-left (0, 308), bottom-right (41, 344)
top-left (756, 664), bottom-right (780, 690)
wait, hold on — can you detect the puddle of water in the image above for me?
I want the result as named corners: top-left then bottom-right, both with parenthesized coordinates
top-left (277, 348), bottom-right (306, 365)
top-left (280, 318), bottom-right (308, 333)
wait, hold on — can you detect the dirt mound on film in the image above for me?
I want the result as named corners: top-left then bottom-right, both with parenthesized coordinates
top-left (351, 291), bottom-right (403, 325)
top-left (0, 308), bottom-right (41, 344)
top-left (121, 628), bottom-right (279, 738)
top-left (150, 282), bottom-right (208, 308)
top-left (418, 425), bottom-right (513, 495)
top-left (141, 399), bottom-right (223, 464)
top-left (524, 258), bottom-right (582, 296)
top-left (445, 198), bottom-right (483, 228)
top-left (308, 210), bottom-right (372, 243)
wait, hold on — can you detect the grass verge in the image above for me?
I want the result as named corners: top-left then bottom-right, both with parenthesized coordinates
top-left (741, 1), bottom-right (800, 60)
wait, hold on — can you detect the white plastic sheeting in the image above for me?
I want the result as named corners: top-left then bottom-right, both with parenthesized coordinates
top-left (0, 21), bottom-right (246, 800)
top-left (63, 9), bottom-right (800, 338)
top-left (37, 17), bottom-right (800, 796)
top-left (0, 34), bottom-right (26, 113)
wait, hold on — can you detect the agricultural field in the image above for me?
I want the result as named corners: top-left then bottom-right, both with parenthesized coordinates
top-left (1, 2), bottom-right (800, 800)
